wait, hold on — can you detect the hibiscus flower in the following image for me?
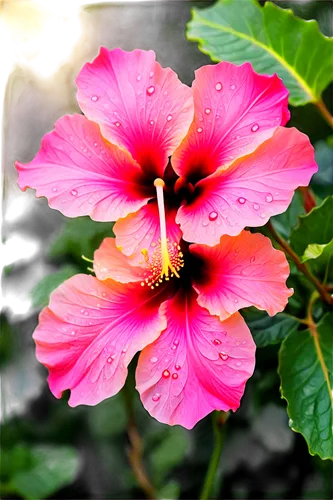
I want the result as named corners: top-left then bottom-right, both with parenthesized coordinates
top-left (33, 180), bottom-right (293, 429)
top-left (16, 47), bottom-right (317, 259)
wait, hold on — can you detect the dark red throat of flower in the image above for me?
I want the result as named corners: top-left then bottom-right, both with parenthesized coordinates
top-left (141, 178), bottom-right (184, 289)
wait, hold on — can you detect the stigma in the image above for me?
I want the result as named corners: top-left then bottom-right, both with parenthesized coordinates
top-left (141, 178), bottom-right (184, 289)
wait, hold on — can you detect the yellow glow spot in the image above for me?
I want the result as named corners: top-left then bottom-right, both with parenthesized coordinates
top-left (0, 0), bottom-right (54, 43)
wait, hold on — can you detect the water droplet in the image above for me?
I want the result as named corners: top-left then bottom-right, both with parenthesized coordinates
top-left (260, 212), bottom-right (266, 219)
top-left (253, 204), bottom-right (260, 211)
top-left (152, 393), bottom-right (161, 402)
top-left (122, 347), bottom-right (127, 353)
top-left (175, 364), bottom-right (181, 371)
top-left (166, 114), bottom-right (172, 121)
top-left (150, 356), bottom-right (158, 363)
top-left (197, 127), bottom-right (203, 133)
top-left (205, 108), bottom-right (211, 114)
top-left (241, 340), bottom-right (246, 345)
top-left (219, 352), bottom-right (229, 361)
top-left (115, 121), bottom-right (121, 127)
top-left (251, 123), bottom-right (259, 132)
top-left (84, 310), bottom-right (89, 316)
top-left (209, 211), bottom-right (218, 221)
top-left (52, 187), bottom-right (57, 192)
top-left (71, 189), bottom-right (78, 196)
top-left (250, 256), bottom-right (255, 263)
top-left (265, 193), bottom-right (273, 203)
top-left (202, 220), bottom-right (209, 227)
top-left (172, 373), bottom-right (178, 380)
top-left (162, 369), bottom-right (170, 379)
top-left (80, 308), bottom-right (85, 313)
top-left (147, 85), bottom-right (155, 95)
top-left (171, 345), bottom-right (177, 350)
top-left (71, 330), bottom-right (75, 336)
top-left (212, 338), bottom-right (221, 345)
top-left (93, 142), bottom-right (98, 147)
top-left (236, 361), bottom-right (242, 367)
top-left (149, 71), bottom-right (154, 77)
top-left (163, 90), bottom-right (168, 96)
top-left (222, 331), bottom-right (227, 336)
top-left (173, 339), bottom-right (179, 346)
top-left (136, 74), bottom-right (142, 81)
top-left (238, 197), bottom-right (246, 204)
top-left (215, 82), bottom-right (222, 91)
top-left (107, 357), bottom-right (114, 363)
top-left (230, 84), bottom-right (236, 90)
top-left (91, 95), bottom-right (98, 102)
top-left (102, 292), bottom-right (107, 297)
top-left (150, 120), bottom-right (154, 125)
top-left (234, 299), bottom-right (238, 303)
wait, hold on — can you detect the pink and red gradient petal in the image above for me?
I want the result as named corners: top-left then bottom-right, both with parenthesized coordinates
top-left (76, 47), bottom-right (193, 178)
top-left (114, 201), bottom-right (182, 264)
top-left (172, 61), bottom-right (290, 182)
top-left (191, 231), bottom-right (293, 320)
top-left (16, 114), bottom-right (151, 221)
top-left (136, 289), bottom-right (255, 429)
top-left (34, 274), bottom-right (167, 407)
top-left (176, 127), bottom-right (318, 245)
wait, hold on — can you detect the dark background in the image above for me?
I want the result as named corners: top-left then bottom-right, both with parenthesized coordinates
top-left (2, 1), bottom-right (333, 499)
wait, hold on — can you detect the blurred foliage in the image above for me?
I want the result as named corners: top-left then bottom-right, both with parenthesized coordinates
top-left (2, 0), bottom-right (333, 499)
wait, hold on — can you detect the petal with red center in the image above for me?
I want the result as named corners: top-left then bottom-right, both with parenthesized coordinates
top-left (136, 289), bottom-right (255, 429)
top-left (76, 47), bottom-right (193, 178)
top-left (33, 274), bottom-right (167, 406)
top-left (172, 61), bottom-right (290, 182)
top-left (177, 127), bottom-right (317, 245)
top-left (114, 201), bottom-right (182, 264)
top-left (94, 237), bottom-right (146, 283)
top-left (16, 114), bottom-right (151, 221)
top-left (191, 231), bottom-right (293, 320)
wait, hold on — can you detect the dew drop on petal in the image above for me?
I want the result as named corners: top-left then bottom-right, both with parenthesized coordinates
top-left (136, 74), bottom-right (142, 81)
top-left (197, 127), bottom-right (203, 133)
top-left (93, 142), bottom-right (98, 147)
top-left (52, 187), bottom-right (57, 192)
top-left (71, 330), bottom-right (75, 336)
top-left (115, 121), bottom-right (121, 127)
top-left (205, 108), bottom-right (211, 114)
top-left (260, 213), bottom-right (266, 219)
top-left (219, 352), bottom-right (229, 361)
top-left (172, 373), bottom-right (178, 380)
top-left (209, 211), bottom-right (218, 221)
top-left (71, 189), bottom-right (78, 196)
top-left (149, 71), bottom-right (154, 78)
top-left (175, 364), bottom-right (181, 371)
top-left (122, 347), bottom-right (127, 353)
top-left (230, 84), bottom-right (236, 90)
top-left (147, 85), bottom-right (155, 95)
top-left (236, 361), bottom-right (243, 367)
top-left (234, 299), bottom-right (238, 304)
top-left (238, 197), bottom-right (246, 205)
top-left (173, 339), bottom-right (179, 346)
top-left (150, 356), bottom-right (158, 363)
top-left (212, 338), bottom-right (221, 345)
top-left (166, 114), bottom-right (172, 121)
top-left (265, 193), bottom-right (273, 203)
top-left (221, 331), bottom-right (227, 336)
top-left (251, 123), bottom-right (259, 132)
top-left (91, 95), bottom-right (98, 102)
top-left (215, 82), bottom-right (222, 91)
top-left (202, 220), bottom-right (209, 227)
top-left (150, 120), bottom-right (154, 125)
top-left (250, 256), bottom-right (255, 263)
top-left (152, 393), bottom-right (161, 402)
top-left (162, 369), bottom-right (170, 379)
top-left (253, 204), bottom-right (260, 211)
top-left (107, 357), bottom-right (112, 363)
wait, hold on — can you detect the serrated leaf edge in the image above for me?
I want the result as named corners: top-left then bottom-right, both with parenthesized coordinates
top-left (187, 0), bottom-right (333, 104)
top-left (279, 317), bottom-right (333, 460)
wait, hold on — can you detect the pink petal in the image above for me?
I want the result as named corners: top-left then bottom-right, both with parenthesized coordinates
top-left (76, 47), bottom-right (193, 178)
top-left (191, 231), bottom-right (293, 320)
top-left (114, 201), bottom-right (182, 264)
top-left (177, 127), bottom-right (317, 245)
top-left (172, 61), bottom-right (289, 181)
top-left (136, 289), bottom-right (255, 429)
top-left (94, 238), bottom-right (145, 283)
top-left (33, 274), bottom-right (167, 406)
top-left (16, 114), bottom-right (151, 221)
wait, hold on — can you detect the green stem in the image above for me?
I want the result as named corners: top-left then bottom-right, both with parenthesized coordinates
top-left (315, 98), bottom-right (333, 129)
top-left (200, 411), bottom-right (228, 500)
top-left (266, 221), bottom-right (331, 306)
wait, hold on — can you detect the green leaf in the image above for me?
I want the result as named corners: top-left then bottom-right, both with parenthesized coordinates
top-left (290, 196), bottom-right (333, 256)
top-left (279, 314), bottom-right (333, 460)
top-left (312, 141), bottom-right (333, 201)
top-left (157, 480), bottom-right (181, 500)
top-left (9, 445), bottom-right (80, 499)
top-left (270, 191), bottom-right (305, 239)
top-left (187, 0), bottom-right (333, 105)
top-left (31, 265), bottom-right (79, 307)
top-left (241, 308), bottom-right (299, 347)
top-left (301, 240), bottom-right (333, 263)
top-left (150, 427), bottom-right (188, 484)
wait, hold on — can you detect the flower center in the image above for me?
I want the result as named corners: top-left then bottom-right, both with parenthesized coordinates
top-left (141, 178), bottom-right (184, 289)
